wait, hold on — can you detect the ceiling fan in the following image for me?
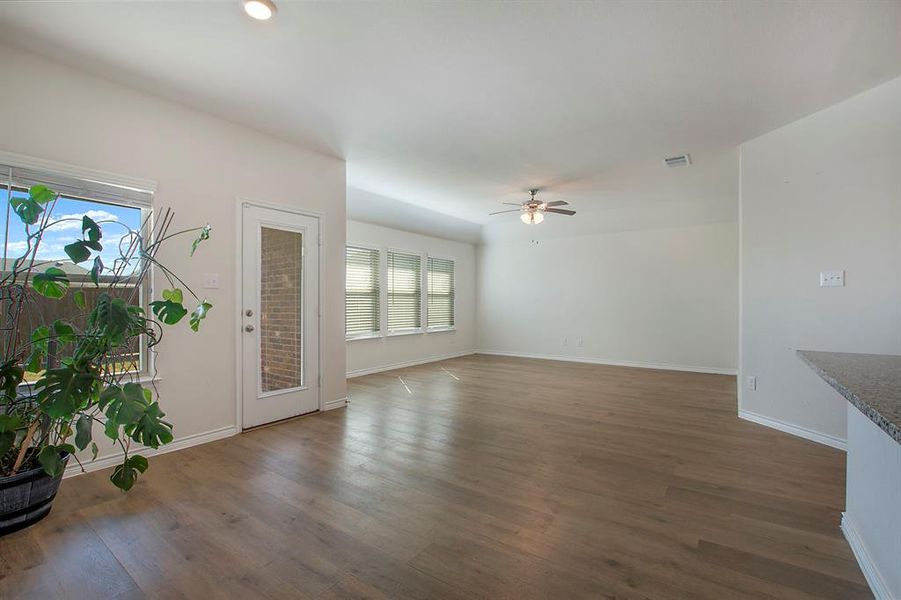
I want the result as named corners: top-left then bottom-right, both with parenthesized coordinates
top-left (489, 189), bottom-right (576, 224)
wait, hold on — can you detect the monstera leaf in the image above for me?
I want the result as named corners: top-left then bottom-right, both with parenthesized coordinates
top-left (191, 223), bottom-right (211, 256)
top-left (110, 454), bottom-right (148, 491)
top-left (99, 382), bottom-right (151, 428)
top-left (35, 366), bottom-right (99, 418)
top-left (10, 197), bottom-right (43, 225)
top-left (89, 293), bottom-right (134, 346)
top-left (189, 302), bottom-right (213, 332)
top-left (82, 215), bottom-right (101, 242)
top-left (124, 401), bottom-right (173, 449)
top-left (74, 413), bottom-right (93, 451)
top-left (150, 299), bottom-right (187, 325)
top-left (33, 267), bottom-right (69, 299)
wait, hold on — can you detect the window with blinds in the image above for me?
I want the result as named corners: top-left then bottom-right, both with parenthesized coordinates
top-left (345, 246), bottom-right (380, 338)
top-left (427, 257), bottom-right (455, 329)
top-left (387, 250), bottom-right (422, 332)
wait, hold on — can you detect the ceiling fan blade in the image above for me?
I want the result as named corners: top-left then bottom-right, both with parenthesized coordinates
top-left (488, 209), bottom-right (522, 215)
top-left (545, 208), bottom-right (576, 216)
top-left (502, 202), bottom-right (523, 206)
top-left (544, 200), bottom-right (569, 207)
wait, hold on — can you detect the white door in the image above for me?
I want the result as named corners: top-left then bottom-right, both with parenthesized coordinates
top-left (241, 203), bottom-right (319, 428)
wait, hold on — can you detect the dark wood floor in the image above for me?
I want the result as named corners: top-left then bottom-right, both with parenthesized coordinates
top-left (0, 355), bottom-right (870, 599)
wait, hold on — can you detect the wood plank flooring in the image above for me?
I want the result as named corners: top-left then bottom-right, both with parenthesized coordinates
top-left (0, 355), bottom-right (870, 599)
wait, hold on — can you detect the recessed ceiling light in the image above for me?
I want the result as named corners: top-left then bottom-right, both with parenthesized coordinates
top-left (243, 0), bottom-right (277, 20)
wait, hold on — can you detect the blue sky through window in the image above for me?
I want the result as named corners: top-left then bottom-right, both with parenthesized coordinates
top-left (1, 189), bottom-right (143, 273)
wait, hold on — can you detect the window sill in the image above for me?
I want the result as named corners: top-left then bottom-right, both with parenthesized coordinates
top-left (19, 372), bottom-right (160, 390)
top-left (386, 329), bottom-right (424, 338)
top-left (346, 333), bottom-right (382, 342)
top-left (427, 327), bottom-right (456, 334)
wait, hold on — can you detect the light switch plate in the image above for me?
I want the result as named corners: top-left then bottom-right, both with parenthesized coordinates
top-left (203, 273), bottom-right (220, 289)
top-left (819, 270), bottom-right (844, 287)
top-left (746, 376), bottom-right (757, 391)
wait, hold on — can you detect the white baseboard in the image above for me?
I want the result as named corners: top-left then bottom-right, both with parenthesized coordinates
top-left (738, 409), bottom-right (847, 451)
top-left (346, 350), bottom-right (475, 378)
top-left (63, 425), bottom-right (238, 478)
top-left (842, 513), bottom-right (893, 600)
top-left (322, 397), bottom-right (347, 411)
top-left (473, 349), bottom-right (737, 376)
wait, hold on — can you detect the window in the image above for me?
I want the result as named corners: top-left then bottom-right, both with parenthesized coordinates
top-left (427, 256), bottom-right (455, 330)
top-left (1, 160), bottom-right (151, 378)
top-left (387, 250), bottom-right (421, 332)
top-left (345, 245), bottom-right (380, 338)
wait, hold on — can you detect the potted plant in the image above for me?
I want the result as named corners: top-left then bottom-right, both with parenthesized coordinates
top-left (0, 183), bottom-right (212, 535)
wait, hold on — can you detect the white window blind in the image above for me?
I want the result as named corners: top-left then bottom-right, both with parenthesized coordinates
top-left (387, 250), bottom-right (422, 332)
top-left (427, 257), bottom-right (455, 329)
top-left (345, 246), bottom-right (380, 337)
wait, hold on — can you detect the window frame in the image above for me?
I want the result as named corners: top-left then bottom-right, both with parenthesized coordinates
top-left (426, 254), bottom-right (456, 333)
top-left (385, 246), bottom-right (425, 336)
top-left (0, 153), bottom-right (156, 382)
top-left (344, 242), bottom-right (382, 341)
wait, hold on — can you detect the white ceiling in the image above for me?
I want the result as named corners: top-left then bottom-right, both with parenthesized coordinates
top-left (1, 1), bottom-right (900, 226)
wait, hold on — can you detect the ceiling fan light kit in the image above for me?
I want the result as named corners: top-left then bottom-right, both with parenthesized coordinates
top-left (490, 188), bottom-right (576, 225)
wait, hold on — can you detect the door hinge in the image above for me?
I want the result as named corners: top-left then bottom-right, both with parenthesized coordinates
top-left (318, 234), bottom-right (323, 247)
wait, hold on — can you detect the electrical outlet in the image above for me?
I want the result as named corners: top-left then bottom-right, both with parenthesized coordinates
top-left (819, 270), bottom-right (844, 287)
top-left (746, 376), bottom-right (757, 391)
top-left (203, 273), bottom-right (220, 289)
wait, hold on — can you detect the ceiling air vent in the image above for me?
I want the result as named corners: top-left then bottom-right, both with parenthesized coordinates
top-left (664, 154), bottom-right (692, 168)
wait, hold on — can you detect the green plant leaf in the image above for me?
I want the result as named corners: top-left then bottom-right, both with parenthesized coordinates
top-left (99, 382), bottom-right (151, 426)
top-left (189, 301), bottom-right (213, 332)
top-left (10, 197), bottom-right (43, 225)
top-left (33, 267), bottom-right (69, 299)
top-left (124, 401), bottom-right (173, 449)
top-left (190, 223), bottom-right (211, 256)
top-left (53, 320), bottom-right (77, 344)
top-left (88, 293), bottom-right (132, 346)
top-left (74, 289), bottom-right (86, 309)
top-left (35, 366), bottom-right (99, 418)
top-left (29, 185), bottom-right (56, 205)
top-left (150, 299), bottom-right (187, 325)
top-left (38, 445), bottom-right (66, 478)
top-left (0, 414), bottom-right (23, 433)
top-left (82, 215), bottom-right (101, 242)
top-left (25, 325), bottom-right (50, 373)
top-left (110, 454), bottom-right (148, 491)
top-left (104, 416), bottom-right (119, 441)
top-left (90, 256), bottom-right (103, 285)
top-left (75, 413), bottom-right (93, 451)
top-left (0, 359), bottom-right (24, 397)
top-left (161, 288), bottom-right (183, 303)
top-left (64, 240), bottom-right (92, 264)
top-left (90, 441), bottom-right (99, 460)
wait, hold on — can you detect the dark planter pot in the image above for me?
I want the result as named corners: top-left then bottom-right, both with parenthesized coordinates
top-left (0, 454), bottom-right (68, 536)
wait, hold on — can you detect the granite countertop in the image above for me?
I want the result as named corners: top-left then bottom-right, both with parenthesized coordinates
top-left (797, 350), bottom-right (901, 444)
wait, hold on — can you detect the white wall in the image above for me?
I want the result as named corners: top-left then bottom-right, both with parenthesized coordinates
top-left (346, 220), bottom-right (476, 376)
top-left (740, 76), bottom-right (901, 442)
top-left (0, 45), bottom-right (347, 458)
top-left (476, 222), bottom-right (738, 373)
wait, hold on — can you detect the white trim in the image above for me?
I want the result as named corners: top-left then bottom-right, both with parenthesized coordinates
top-left (737, 143), bottom-right (745, 414)
top-left (474, 350), bottom-right (738, 376)
top-left (841, 513), bottom-right (893, 600)
top-left (347, 350), bottom-right (474, 378)
top-left (63, 425), bottom-right (237, 478)
top-left (738, 409), bottom-right (847, 451)
top-left (385, 329), bottom-right (424, 337)
top-left (323, 397), bottom-right (348, 411)
top-left (0, 149), bottom-right (157, 195)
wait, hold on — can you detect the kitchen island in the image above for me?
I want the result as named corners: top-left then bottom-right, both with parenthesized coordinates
top-left (798, 350), bottom-right (900, 599)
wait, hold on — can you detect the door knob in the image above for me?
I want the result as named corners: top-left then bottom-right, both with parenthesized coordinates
top-left (244, 324), bottom-right (255, 332)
